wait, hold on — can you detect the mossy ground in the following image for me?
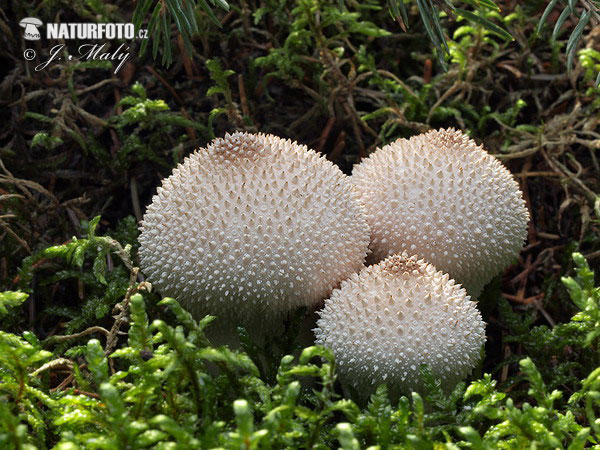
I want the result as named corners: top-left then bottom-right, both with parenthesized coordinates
top-left (0, 0), bottom-right (599, 448)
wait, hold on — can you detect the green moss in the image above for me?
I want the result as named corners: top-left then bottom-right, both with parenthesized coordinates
top-left (1, 221), bottom-right (599, 447)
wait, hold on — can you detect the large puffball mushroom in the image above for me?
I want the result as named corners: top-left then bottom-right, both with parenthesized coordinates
top-left (139, 132), bottom-right (370, 335)
top-left (351, 128), bottom-right (529, 297)
top-left (314, 253), bottom-right (486, 394)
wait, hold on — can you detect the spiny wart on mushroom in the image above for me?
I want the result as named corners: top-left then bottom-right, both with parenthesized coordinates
top-left (351, 128), bottom-right (529, 297)
top-left (139, 132), bottom-right (370, 333)
top-left (314, 253), bottom-right (486, 394)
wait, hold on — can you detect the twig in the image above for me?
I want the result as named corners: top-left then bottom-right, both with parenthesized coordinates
top-left (289, 103), bottom-right (320, 132)
top-left (75, 78), bottom-right (118, 96)
top-left (70, 104), bottom-right (108, 128)
top-left (500, 343), bottom-right (510, 382)
top-left (580, 0), bottom-right (600, 26)
top-left (130, 176), bottom-right (142, 223)
top-left (584, 249), bottom-right (600, 260)
top-left (145, 65), bottom-right (184, 104)
top-left (31, 358), bottom-right (73, 377)
top-left (315, 116), bottom-right (336, 153)
top-left (496, 145), bottom-right (540, 160)
top-left (104, 267), bottom-right (148, 357)
top-left (51, 373), bottom-right (74, 392)
top-left (43, 326), bottom-right (110, 347)
top-left (374, 70), bottom-right (420, 99)
top-left (72, 389), bottom-right (101, 399)
top-left (427, 80), bottom-right (464, 123)
top-left (237, 74), bottom-right (251, 119)
top-left (0, 158), bottom-right (59, 204)
top-left (0, 218), bottom-right (31, 253)
top-left (537, 232), bottom-right (560, 240)
top-left (329, 131), bottom-right (346, 162)
top-left (543, 150), bottom-right (600, 216)
top-left (514, 171), bottom-right (561, 178)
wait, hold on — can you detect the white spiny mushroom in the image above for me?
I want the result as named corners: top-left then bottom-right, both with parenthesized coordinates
top-left (314, 253), bottom-right (486, 394)
top-left (139, 132), bottom-right (370, 333)
top-left (351, 128), bottom-right (529, 297)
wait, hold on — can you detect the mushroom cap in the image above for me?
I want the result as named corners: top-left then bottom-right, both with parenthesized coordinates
top-left (314, 253), bottom-right (486, 393)
top-left (139, 132), bottom-right (370, 330)
top-left (351, 128), bottom-right (529, 297)
top-left (19, 17), bottom-right (43, 26)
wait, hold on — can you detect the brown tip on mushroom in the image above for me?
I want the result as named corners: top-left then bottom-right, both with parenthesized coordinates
top-left (139, 132), bottom-right (370, 338)
top-left (315, 253), bottom-right (486, 395)
top-left (351, 128), bottom-right (529, 297)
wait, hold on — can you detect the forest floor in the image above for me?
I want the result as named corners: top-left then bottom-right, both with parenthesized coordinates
top-left (0, 0), bottom-right (599, 448)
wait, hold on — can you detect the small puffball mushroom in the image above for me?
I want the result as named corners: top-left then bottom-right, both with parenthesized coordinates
top-left (139, 132), bottom-right (370, 333)
top-left (314, 253), bottom-right (486, 394)
top-left (351, 128), bottom-right (529, 297)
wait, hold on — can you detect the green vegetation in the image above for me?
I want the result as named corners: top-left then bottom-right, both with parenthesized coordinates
top-left (1, 226), bottom-right (599, 447)
top-left (1, 0), bottom-right (599, 447)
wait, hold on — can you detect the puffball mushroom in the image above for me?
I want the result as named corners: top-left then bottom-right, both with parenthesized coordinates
top-left (139, 132), bottom-right (370, 332)
top-left (314, 253), bottom-right (486, 393)
top-left (351, 128), bottom-right (529, 297)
